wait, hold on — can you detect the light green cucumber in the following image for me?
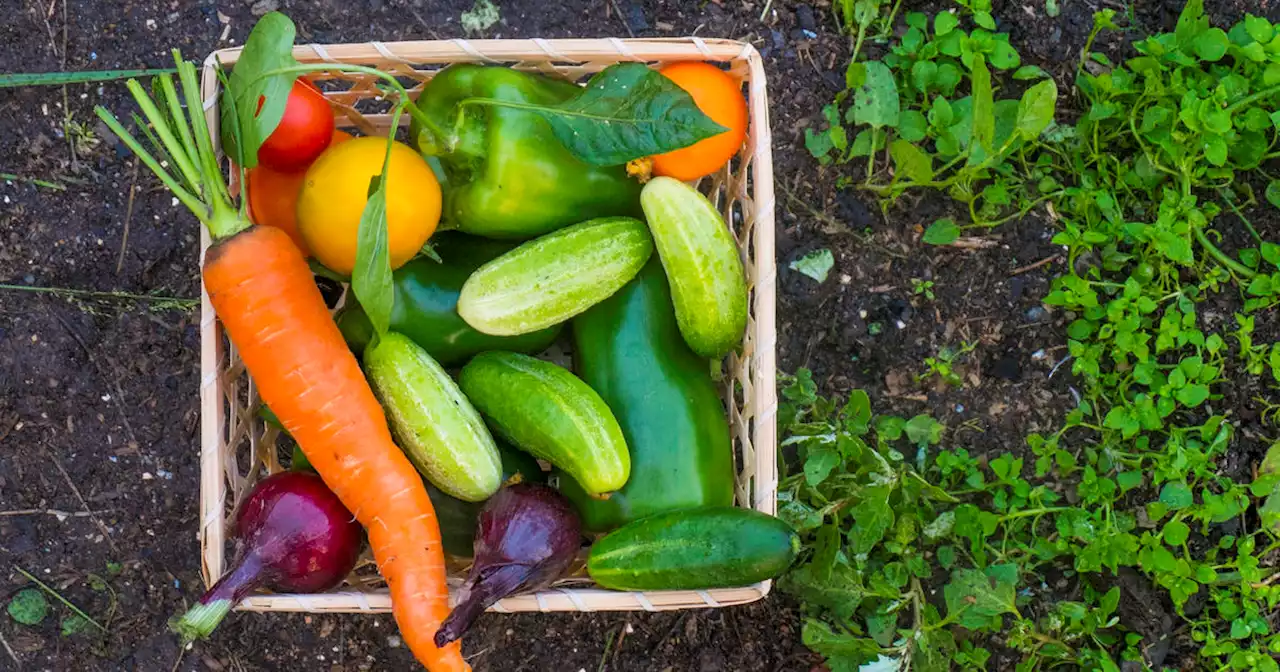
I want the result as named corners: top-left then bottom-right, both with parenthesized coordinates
top-left (639, 176), bottom-right (748, 358)
top-left (458, 351), bottom-right (630, 495)
top-left (456, 217), bottom-right (653, 336)
top-left (364, 332), bottom-right (502, 502)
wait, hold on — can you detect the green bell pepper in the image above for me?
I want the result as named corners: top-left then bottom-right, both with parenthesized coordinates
top-left (555, 259), bottom-right (735, 532)
top-left (410, 64), bottom-right (642, 240)
top-left (337, 232), bottom-right (562, 365)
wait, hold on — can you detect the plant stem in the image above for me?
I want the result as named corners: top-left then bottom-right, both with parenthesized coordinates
top-left (1225, 84), bottom-right (1280, 115)
top-left (13, 567), bottom-right (106, 633)
top-left (251, 63), bottom-right (433, 130)
top-left (999, 507), bottom-right (1071, 522)
top-left (0, 284), bottom-right (197, 306)
top-left (1217, 190), bottom-right (1263, 243)
top-left (1194, 227), bottom-right (1255, 278)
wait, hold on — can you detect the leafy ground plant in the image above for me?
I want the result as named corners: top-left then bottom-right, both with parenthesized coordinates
top-left (787, 1), bottom-right (1280, 670)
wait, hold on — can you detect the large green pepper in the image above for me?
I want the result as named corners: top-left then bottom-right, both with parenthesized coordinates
top-left (410, 64), bottom-right (642, 240)
top-left (337, 232), bottom-right (561, 364)
top-left (555, 259), bottom-right (735, 532)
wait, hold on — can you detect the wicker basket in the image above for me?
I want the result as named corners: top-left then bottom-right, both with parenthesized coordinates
top-left (196, 37), bottom-right (777, 615)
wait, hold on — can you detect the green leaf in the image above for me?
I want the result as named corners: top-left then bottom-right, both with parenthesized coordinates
top-left (800, 619), bottom-right (879, 671)
top-left (1013, 65), bottom-right (1049, 80)
top-left (899, 110), bottom-right (928, 142)
top-left (1242, 41), bottom-right (1268, 61)
top-left (1177, 383), bottom-right (1211, 407)
top-left (804, 127), bottom-right (835, 161)
top-left (7, 589), bottom-right (48, 625)
top-left (943, 564), bottom-right (1019, 629)
top-left (989, 42), bottom-right (1020, 70)
top-left (853, 61), bottom-right (900, 129)
top-left (1265, 63), bottom-right (1280, 87)
top-left (1246, 14), bottom-right (1274, 44)
top-left (969, 55), bottom-right (994, 153)
top-left (790, 248), bottom-right (835, 283)
top-left (923, 218), bottom-right (959, 245)
top-left (1159, 482), bottom-right (1194, 510)
top-left (911, 60), bottom-right (938, 92)
top-left (974, 11), bottom-right (996, 31)
top-left (935, 63), bottom-right (962, 96)
top-left (1015, 79), bottom-right (1058, 140)
top-left (891, 139), bottom-right (934, 182)
top-left (1193, 28), bottom-right (1229, 61)
top-left (844, 389), bottom-right (872, 433)
top-left (510, 62), bottom-right (727, 166)
top-left (61, 614), bottom-right (91, 637)
top-left (1045, 0), bottom-right (1060, 18)
top-left (1162, 520), bottom-right (1190, 546)
top-left (351, 173), bottom-right (394, 338)
top-left (1204, 134), bottom-right (1227, 166)
top-left (781, 564), bottom-right (865, 621)
top-left (804, 445), bottom-right (841, 486)
top-left (220, 12), bottom-right (300, 168)
top-left (850, 487), bottom-right (895, 554)
top-left (905, 414), bottom-right (944, 445)
top-left (1266, 180), bottom-right (1280, 209)
top-left (928, 97), bottom-right (954, 128)
top-left (935, 11), bottom-right (960, 36)
top-left (1174, 0), bottom-right (1208, 48)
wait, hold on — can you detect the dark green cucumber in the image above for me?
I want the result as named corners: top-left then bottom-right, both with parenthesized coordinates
top-left (337, 232), bottom-right (562, 364)
top-left (426, 442), bottom-right (545, 557)
top-left (587, 507), bottom-right (800, 591)
top-left (556, 259), bottom-right (734, 532)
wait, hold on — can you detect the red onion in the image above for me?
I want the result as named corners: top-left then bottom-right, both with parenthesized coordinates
top-left (434, 483), bottom-right (582, 646)
top-left (172, 471), bottom-right (363, 641)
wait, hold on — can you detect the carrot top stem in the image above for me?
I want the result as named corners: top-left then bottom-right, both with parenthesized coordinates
top-left (94, 50), bottom-right (249, 241)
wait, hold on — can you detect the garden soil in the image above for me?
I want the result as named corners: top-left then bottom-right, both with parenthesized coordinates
top-left (0, 1), bottom-right (1276, 671)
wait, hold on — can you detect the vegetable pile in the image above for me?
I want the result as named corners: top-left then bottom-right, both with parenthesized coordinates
top-left (93, 11), bottom-right (793, 670)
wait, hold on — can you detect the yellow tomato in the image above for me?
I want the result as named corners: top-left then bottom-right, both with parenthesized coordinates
top-left (297, 136), bottom-right (441, 276)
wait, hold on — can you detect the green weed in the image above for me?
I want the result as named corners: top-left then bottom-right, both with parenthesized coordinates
top-left (786, 1), bottom-right (1280, 670)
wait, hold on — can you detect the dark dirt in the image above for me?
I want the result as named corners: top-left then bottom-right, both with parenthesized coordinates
top-left (2, 1), bottom-right (1278, 671)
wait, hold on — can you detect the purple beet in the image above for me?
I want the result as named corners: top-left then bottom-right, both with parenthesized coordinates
top-left (172, 471), bottom-right (363, 641)
top-left (435, 483), bottom-right (582, 646)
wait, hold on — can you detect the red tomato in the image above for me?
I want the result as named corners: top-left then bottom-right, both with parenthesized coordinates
top-left (248, 129), bottom-right (352, 255)
top-left (257, 79), bottom-right (335, 171)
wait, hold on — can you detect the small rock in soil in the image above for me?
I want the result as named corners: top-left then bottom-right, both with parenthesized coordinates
top-left (250, 0), bottom-right (280, 16)
top-left (1025, 306), bottom-right (1049, 322)
top-left (624, 1), bottom-right (649, 32)
top-left (796, 4), bottom-right (817, 32)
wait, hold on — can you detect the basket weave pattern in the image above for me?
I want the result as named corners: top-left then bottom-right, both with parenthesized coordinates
top-left (197, 37), bottom-right (777, 614)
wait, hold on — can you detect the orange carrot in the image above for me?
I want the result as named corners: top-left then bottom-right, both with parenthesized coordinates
top-left (204, 226), bottom-right (468, 671)
top-left (95, 52), bottom-right (468, 671)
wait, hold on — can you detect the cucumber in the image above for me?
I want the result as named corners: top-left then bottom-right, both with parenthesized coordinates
top-left (639, 177), bottom-right (748, 358)
top-left (587, 507), bottom-right (799, 591)
top-left (459, 351), bottom-right (630, 495)
top-left (364, 332), bottom-right (502, 502)
top-left (457, 217), bottom-right (653, 336)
